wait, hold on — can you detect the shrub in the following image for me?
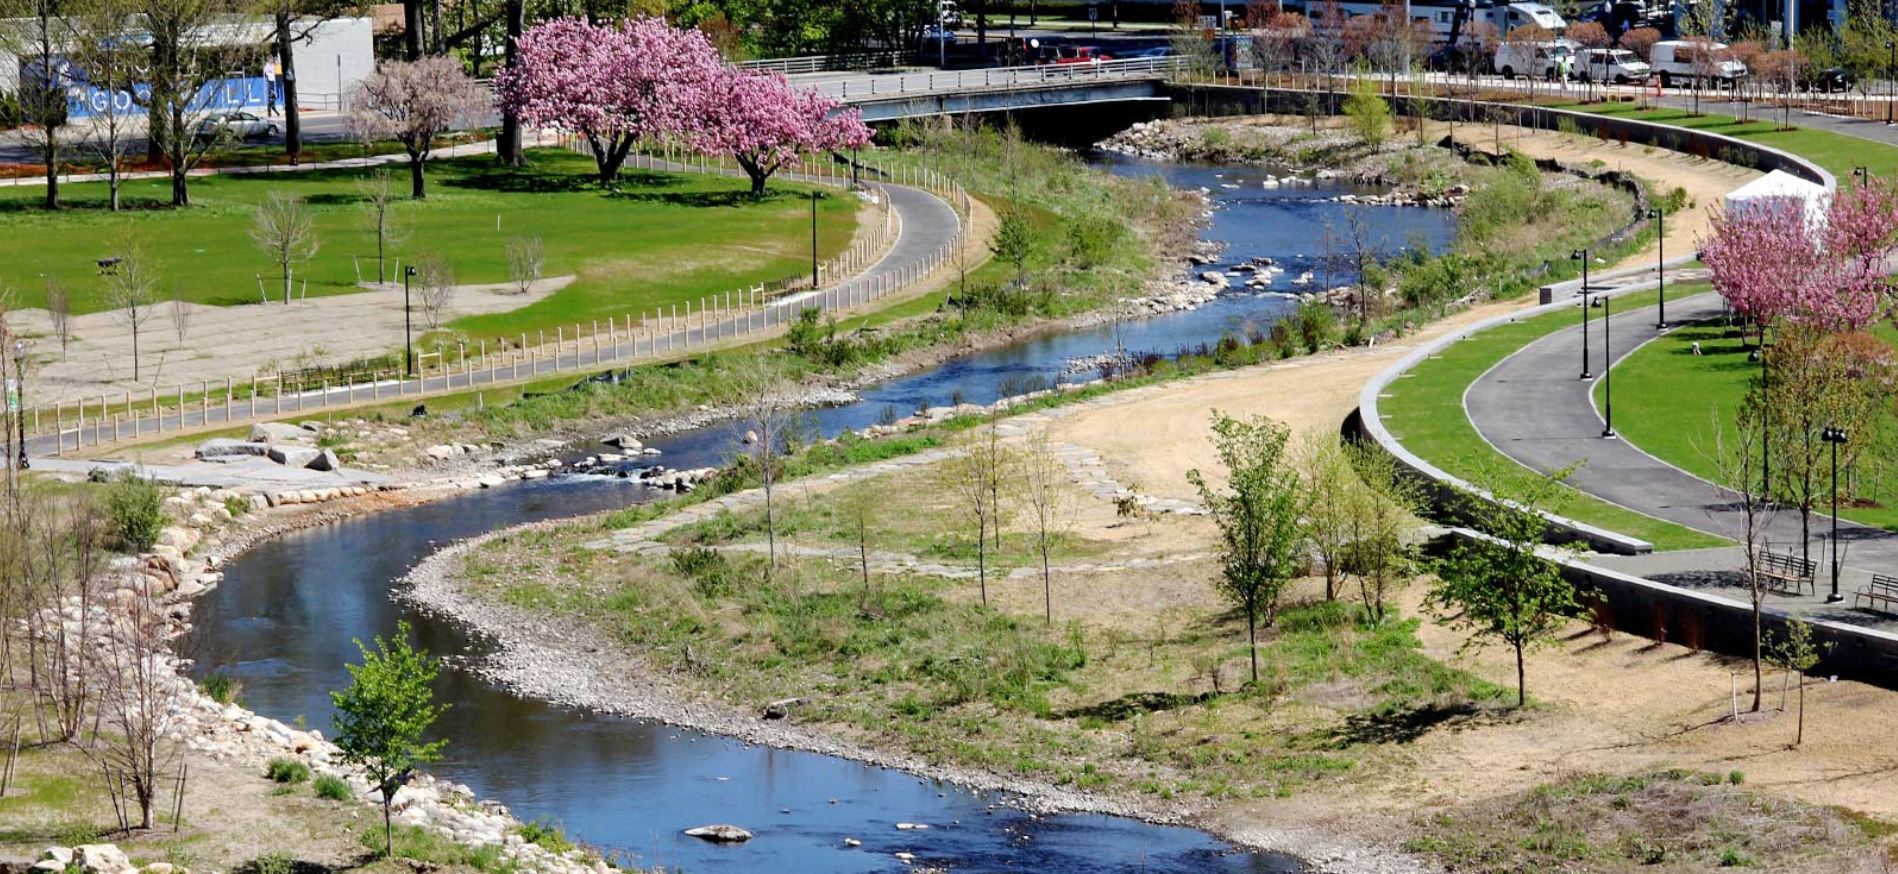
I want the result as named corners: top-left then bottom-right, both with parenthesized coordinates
top-left (266, 757), bottom-right (311, 784)
top-left (198, 673), bottom-right (241, 705)
top-left (313, 774), bottom-right (353, 801)
top-left (1065, 215), bottom-right (1124, 269)
top-left (516, 820), bottom-right (574, 854)
top-left (238, 854), bottom-right (296, 874)
top-left (1291, 299), bottom-right (1338, 353)
top-left (105, 471), bottom-right (166, 552)
top-left (1342, 79), bottom-right (1391, 148)
top-left (670, 546), bottom-right (738, 596)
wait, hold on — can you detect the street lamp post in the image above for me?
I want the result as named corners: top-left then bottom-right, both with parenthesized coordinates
top-left (1572, 249), bottom-right (1592, 379)
top-left (811, 190), bottom-right (820, 289)
top-left (1887, 41), bottom-right (1895, 126)
top-left (12, 340), bottom-right (25, 471)
top-left (1647, 208), bottom-right (1666, 328)
top-left (1822, 426), bottom-right (1848, 602)
top-left (403, 264), bottom-right (417, 378)
top-left (1601, 292), bottom-right (1615, 438)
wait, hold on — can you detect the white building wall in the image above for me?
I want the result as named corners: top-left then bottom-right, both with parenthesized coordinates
top-left (293, 17), bottom-right (374, 110)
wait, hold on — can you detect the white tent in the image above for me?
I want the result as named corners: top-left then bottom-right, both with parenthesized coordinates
top-left (1722, 169), bottom-right (1831, 229)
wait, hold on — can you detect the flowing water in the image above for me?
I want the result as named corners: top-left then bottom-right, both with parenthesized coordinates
top-left (192, 155), bottom-right (1456, 873)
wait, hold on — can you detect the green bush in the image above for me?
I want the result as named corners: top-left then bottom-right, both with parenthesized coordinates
top-left (105, 471), bottom-right (166, 552)
top-left (670, 546), bottom-right (738, 597)
top-left (1065, 216), bottom-right (1125, 269)
top-left (238, 854), bottom-right (295, 874)
top-left (265, 757), bottom-right (311, 784)
top-left (516, 820), bottom-right (573, 854)
top-left (1291, 299), bottom-right (1339, 353)
top-left (1343, 79), bottom-right (1392, 148)
top-left (313, 774), bottom-right (352, 801)
top-left (198, 673), bottom-right (241, 705)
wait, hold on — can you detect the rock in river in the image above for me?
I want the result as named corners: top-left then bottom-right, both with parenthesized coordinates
top-left (683, 824), bottom-right (753, 843)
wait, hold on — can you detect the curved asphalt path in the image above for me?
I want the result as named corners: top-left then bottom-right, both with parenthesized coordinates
top-left (29, 180), bottom-right (960, 457)
top-left (1465, 291), bottom-right (1898, 583)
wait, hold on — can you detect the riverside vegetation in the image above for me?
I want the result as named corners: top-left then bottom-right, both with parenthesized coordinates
top-left (294, 108), bottom-right (1652, 472)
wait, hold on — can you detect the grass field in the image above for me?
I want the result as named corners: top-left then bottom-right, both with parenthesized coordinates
top-left (1597, 313), bottom-right (1898, 532)
top-left (1379, 286), bottom-right (1727, 551)
top-left (1552, 100), bottom-right (1898, 178)
top-left (0, 148), bottom-right (856, 340)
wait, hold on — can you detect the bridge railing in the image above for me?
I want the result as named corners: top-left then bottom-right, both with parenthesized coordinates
top-left (820, 56), bottom-right (1183, 101)
top-left (740, 51), bottom-right (918, 75)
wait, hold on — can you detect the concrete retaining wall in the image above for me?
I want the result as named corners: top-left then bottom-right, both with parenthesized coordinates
top-left (1164, 84), bottom-right (1837, 190)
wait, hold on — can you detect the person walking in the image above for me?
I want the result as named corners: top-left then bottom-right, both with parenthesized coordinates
top-left (264, 57), bottom-right (280, 117)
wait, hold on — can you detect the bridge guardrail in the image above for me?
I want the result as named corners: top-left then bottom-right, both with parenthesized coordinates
top-left (820, 56), bottom-right (1182, 101)
top-left (741, 51), bottom-right (919, 75)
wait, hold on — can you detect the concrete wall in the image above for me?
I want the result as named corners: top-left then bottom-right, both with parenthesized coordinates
top-left (1164, 84), bottom-right (1837, 190)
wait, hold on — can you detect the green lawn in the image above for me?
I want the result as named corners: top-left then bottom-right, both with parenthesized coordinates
top-left (1379, 287), bottom-right (1727, 551)
top-left (0, 148), bottom-right (856, 342)
top-left (1553, 100), bottom-right (1898, 179)
top-left (1597, 314), bottom-right (1898, 532)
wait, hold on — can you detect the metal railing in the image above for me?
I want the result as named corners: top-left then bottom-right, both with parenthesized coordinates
top-left (739, 50), bottom-right (918, 75)
top-left (819, 56), bottom-right (1183, 101)
top-left (32, 142), bottom-right (974, 454)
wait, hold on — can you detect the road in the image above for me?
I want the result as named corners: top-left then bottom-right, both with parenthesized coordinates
top-left (1463, 291), bottom-right (1898, 609)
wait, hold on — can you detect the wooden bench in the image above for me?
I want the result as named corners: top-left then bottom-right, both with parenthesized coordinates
top-left (1758, 550), bottom-right (1816, 596)
top-left (1855, 574), bottom-right (1898, 615)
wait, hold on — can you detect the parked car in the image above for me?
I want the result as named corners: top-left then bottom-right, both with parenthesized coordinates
top-left (1799, 65), bottom-right (1854, 93)
top-left (1647, 39), bottom-right (1747, 87)
top-left (194, 111), bottom-right (278, 141)
top-left (1123, 46), bottom-right (1172, 59)
top-left (1492, 39), bottom-right (1572, 80)
top-left (921, 25), bottom-right (957, 44)
top-left (1574, 47), bottom-right (1650, 83)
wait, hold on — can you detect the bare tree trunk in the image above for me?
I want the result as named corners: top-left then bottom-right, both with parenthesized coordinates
top-left (276, 13), bottom-right (302, 164)
top-left (404, 0), bottom-right (424, 60)
top-left (1246, 602), bottom-right (1259, 685)
top-left (497, 0), bottom-right (525, 166)
top-left (1514, 640), bottom-right (1527, 707)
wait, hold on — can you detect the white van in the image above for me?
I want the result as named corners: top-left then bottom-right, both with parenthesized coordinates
top-left (1648, 39), bottom-right (1747, 87)
top-left (1493, 39), bottom-right (1572, 80)
top-left (1574, 47), bottom-right (1651, 83)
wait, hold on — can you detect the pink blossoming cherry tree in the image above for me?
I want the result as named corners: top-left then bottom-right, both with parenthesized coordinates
top-left (691, 68), bottom-right (873, 196)
top-left (496, 17), bottom-right (723, 186)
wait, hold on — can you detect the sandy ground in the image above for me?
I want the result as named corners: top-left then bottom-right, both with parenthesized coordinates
top-left (13, 275), bottom-right (573, 407)
top-left (1428, 120), bottom-right (1761, 272)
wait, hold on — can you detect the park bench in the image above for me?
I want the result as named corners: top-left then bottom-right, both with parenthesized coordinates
top-left (1855, 573), bottom-right (1898, 616)
top-left (1758, 550), bottom-right (1816, 596)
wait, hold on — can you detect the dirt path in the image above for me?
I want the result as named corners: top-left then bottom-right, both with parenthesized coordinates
top-left (13, 276), bottom-right (574, 407)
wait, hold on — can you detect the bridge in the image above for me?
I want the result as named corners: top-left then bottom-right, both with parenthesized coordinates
top-left (799, 58), bottom-right (1180, 122)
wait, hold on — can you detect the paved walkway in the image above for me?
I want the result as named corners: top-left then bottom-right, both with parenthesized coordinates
top-left (1463, 290), bottom-right (1898, 611)
top-left (29, 176), bottom-right (959, 459)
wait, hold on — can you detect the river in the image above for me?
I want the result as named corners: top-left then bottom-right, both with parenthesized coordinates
top-left (191, 155), bottom-right (1456, 873)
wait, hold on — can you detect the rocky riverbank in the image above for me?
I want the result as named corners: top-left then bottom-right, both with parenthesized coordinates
top-left (1098, 118), bottom-right (1471, 211)
top-left (398, 526), bottom-right (1434, 874)
top-left (21, 479), bottom-right (611, 874)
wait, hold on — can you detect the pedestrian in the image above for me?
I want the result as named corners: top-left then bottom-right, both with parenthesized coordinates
top-left (1691, 340), bottom-right (1702, 356)
top-left (264, 57), bottom-right (280, 117)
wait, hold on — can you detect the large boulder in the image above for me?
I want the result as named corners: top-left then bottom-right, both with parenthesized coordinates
top-left (197, 438), bottom-right (270, 460)
top-left (250, 422), bottom-right (310, 444)
top-left (305, 449), bottom-right (341, 472)
top-left (267, 446), bottom-right (322, 468)
top-left (600, 434), bottom-right (643, 451)
top-left (74, 844), bottom-right (135, 874)
top-left (683, 824), bottom-right (753, 843)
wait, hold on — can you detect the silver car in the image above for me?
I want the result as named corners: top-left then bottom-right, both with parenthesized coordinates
top-left (195, 111), bottom-right (280, 141)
